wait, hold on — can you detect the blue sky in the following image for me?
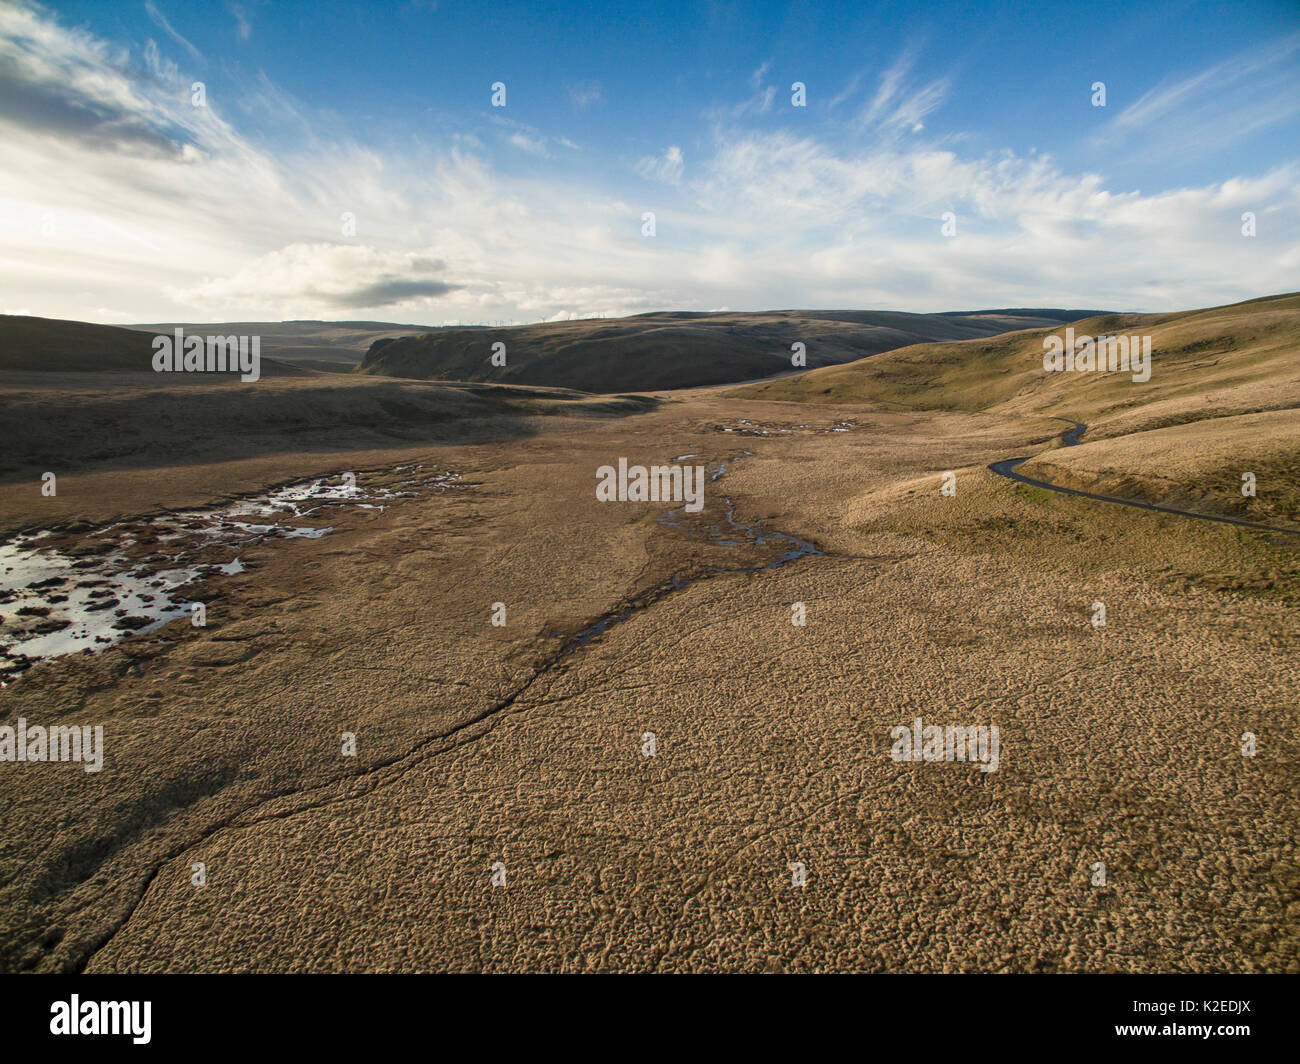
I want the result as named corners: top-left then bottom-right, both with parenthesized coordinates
top-left (2, 0), bottom-right (1298, 322)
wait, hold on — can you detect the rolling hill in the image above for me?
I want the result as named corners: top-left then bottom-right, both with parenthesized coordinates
top-left (354, 308), bottom-right (1107, 392)
top-left (0, 316), bottom-right (307, 376)
top-left (731, 292), bottom-right (1300, 525)
top-left (730, 292), bottom-right (1300, 438)
top-left (125, 320), bottom-right (439, 373)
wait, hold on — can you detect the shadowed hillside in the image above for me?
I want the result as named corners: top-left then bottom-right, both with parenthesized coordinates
top-left (0, 316), bottom-right (307, 376)
top-left (355, 308), bottom-right (1106, 392)
top-left (126, 320), bottom-right (440, 373)
top-left (0, 374), bottom-right (654, 493)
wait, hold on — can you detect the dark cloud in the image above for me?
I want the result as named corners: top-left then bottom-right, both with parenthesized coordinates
top-left (326, 279), bottom-right (462, 308)
top-left (407, 256), bottom-right (448, 273)
top-left (0, 66), bottom-right (189, 159)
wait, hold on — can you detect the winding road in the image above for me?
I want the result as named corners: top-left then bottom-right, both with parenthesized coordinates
top-left (989, 417), bottom-right (1300, 537)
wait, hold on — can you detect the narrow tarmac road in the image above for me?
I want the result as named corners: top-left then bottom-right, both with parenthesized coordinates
top-left (989, 417), bottom-right (1300, 537)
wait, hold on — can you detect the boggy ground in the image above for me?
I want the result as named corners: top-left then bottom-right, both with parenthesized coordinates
top-left (0, 389), bottom-right (1296, 973)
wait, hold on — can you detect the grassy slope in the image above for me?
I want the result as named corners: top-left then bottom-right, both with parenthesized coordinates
top-left (355, 308), bottom-right (1099, 392)
top-left (733, 292), bottom-right (1300, 522)
top-left (730, 293), bottom-right (1300, 437)
top-left (1020, 408), bottom-right (1300, 525)
top-left (0, 316), bottom-right (307, 375)
top-left (0, 375), bottom-right (653, 486)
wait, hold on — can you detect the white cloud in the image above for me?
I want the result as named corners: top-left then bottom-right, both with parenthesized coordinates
top-left (636, 145), bottom-right (684, 185)
top-left (0, 3), bottom-right (1296, 326)
top-left (567, 80), bottom-right (602, 108)
top-left (144, 2), bottom-right (203, 63)
top-left (232, 5), bottom-right (251, 41)
top-left (169, 244), bottom-right (461, 312)
top-left (1096, 33), bottom-right (1300, 163)
top-left (860, 47), bottom-right (948, 134)
top-left (509, 131), bottom-right (547, 155)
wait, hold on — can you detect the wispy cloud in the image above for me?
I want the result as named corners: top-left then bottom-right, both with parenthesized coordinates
top-left (493, 115), bottom-right (570, 157)
top-left (144, 1), bottom-right (204, 64)
top-left (1097, 33), bottom-right (1300, 160)
top-left (828, 72), bottom-right (863, 111)
top-left (860, 46), bottom-right (948, 133)
top-left (230, 3), bottom-right (251, 41)
top-left (727, 59), bottom-right (777, 117)
top-left (0, 3), bottom-right (1296, 323)
top-left (636, 145), bottom-right (684, 184)
top-left (509, 130), bottom-right (547, 155)
top-left (567, 79), bottom-right (602, 108)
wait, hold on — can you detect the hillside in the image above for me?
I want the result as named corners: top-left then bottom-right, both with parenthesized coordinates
top-left (354, 308), bottom-right (1105, 392)
top-left (730, 293), bottom-right (1300, 438)
top-left (126, 320), bottom-right (439, 373)
top-left (0, 316), bottom-right (306, 376)
top-left (1017, 408), bottom-right (1300, 526)
top-left (0, 372), bottom-right (653, 497)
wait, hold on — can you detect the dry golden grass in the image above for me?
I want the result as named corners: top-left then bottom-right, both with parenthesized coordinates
top-left (2, 297), bottom-right (1297, 973)
top-left (1021, 409), bottom-right (1300, 526)
top-left (732, 292), bottom-right (1300, 440)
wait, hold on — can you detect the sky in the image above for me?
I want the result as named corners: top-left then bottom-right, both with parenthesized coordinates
top-left (1, 0), bottom-right (1298, 325)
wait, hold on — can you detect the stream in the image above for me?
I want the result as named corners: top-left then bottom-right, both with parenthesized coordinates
top-left (0, 467), bottom-right (459, 683)
top-left (553, 450), bottom-right (823, 659)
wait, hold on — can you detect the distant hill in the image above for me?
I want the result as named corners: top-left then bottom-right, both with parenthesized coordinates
top-left (354, 308), bottom-right (1107, 392)
top-left (729, 292), bottom-right (1300, 439)
top-left (126, 320), bottom-right (438, 373)
top-left (0, 316), bottom-right (306, 375)
top-left (1, 316), bottom-right (172, 373)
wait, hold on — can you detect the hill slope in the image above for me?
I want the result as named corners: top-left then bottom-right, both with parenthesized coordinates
top-left (355, 308), bottom-right (1106, 392)
top-left (0, 316), bottom-right (306, 376)
top-left (126, 320), bottom-right (438, 373)
top-left (730, 293), bottom-right (1300, 438)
